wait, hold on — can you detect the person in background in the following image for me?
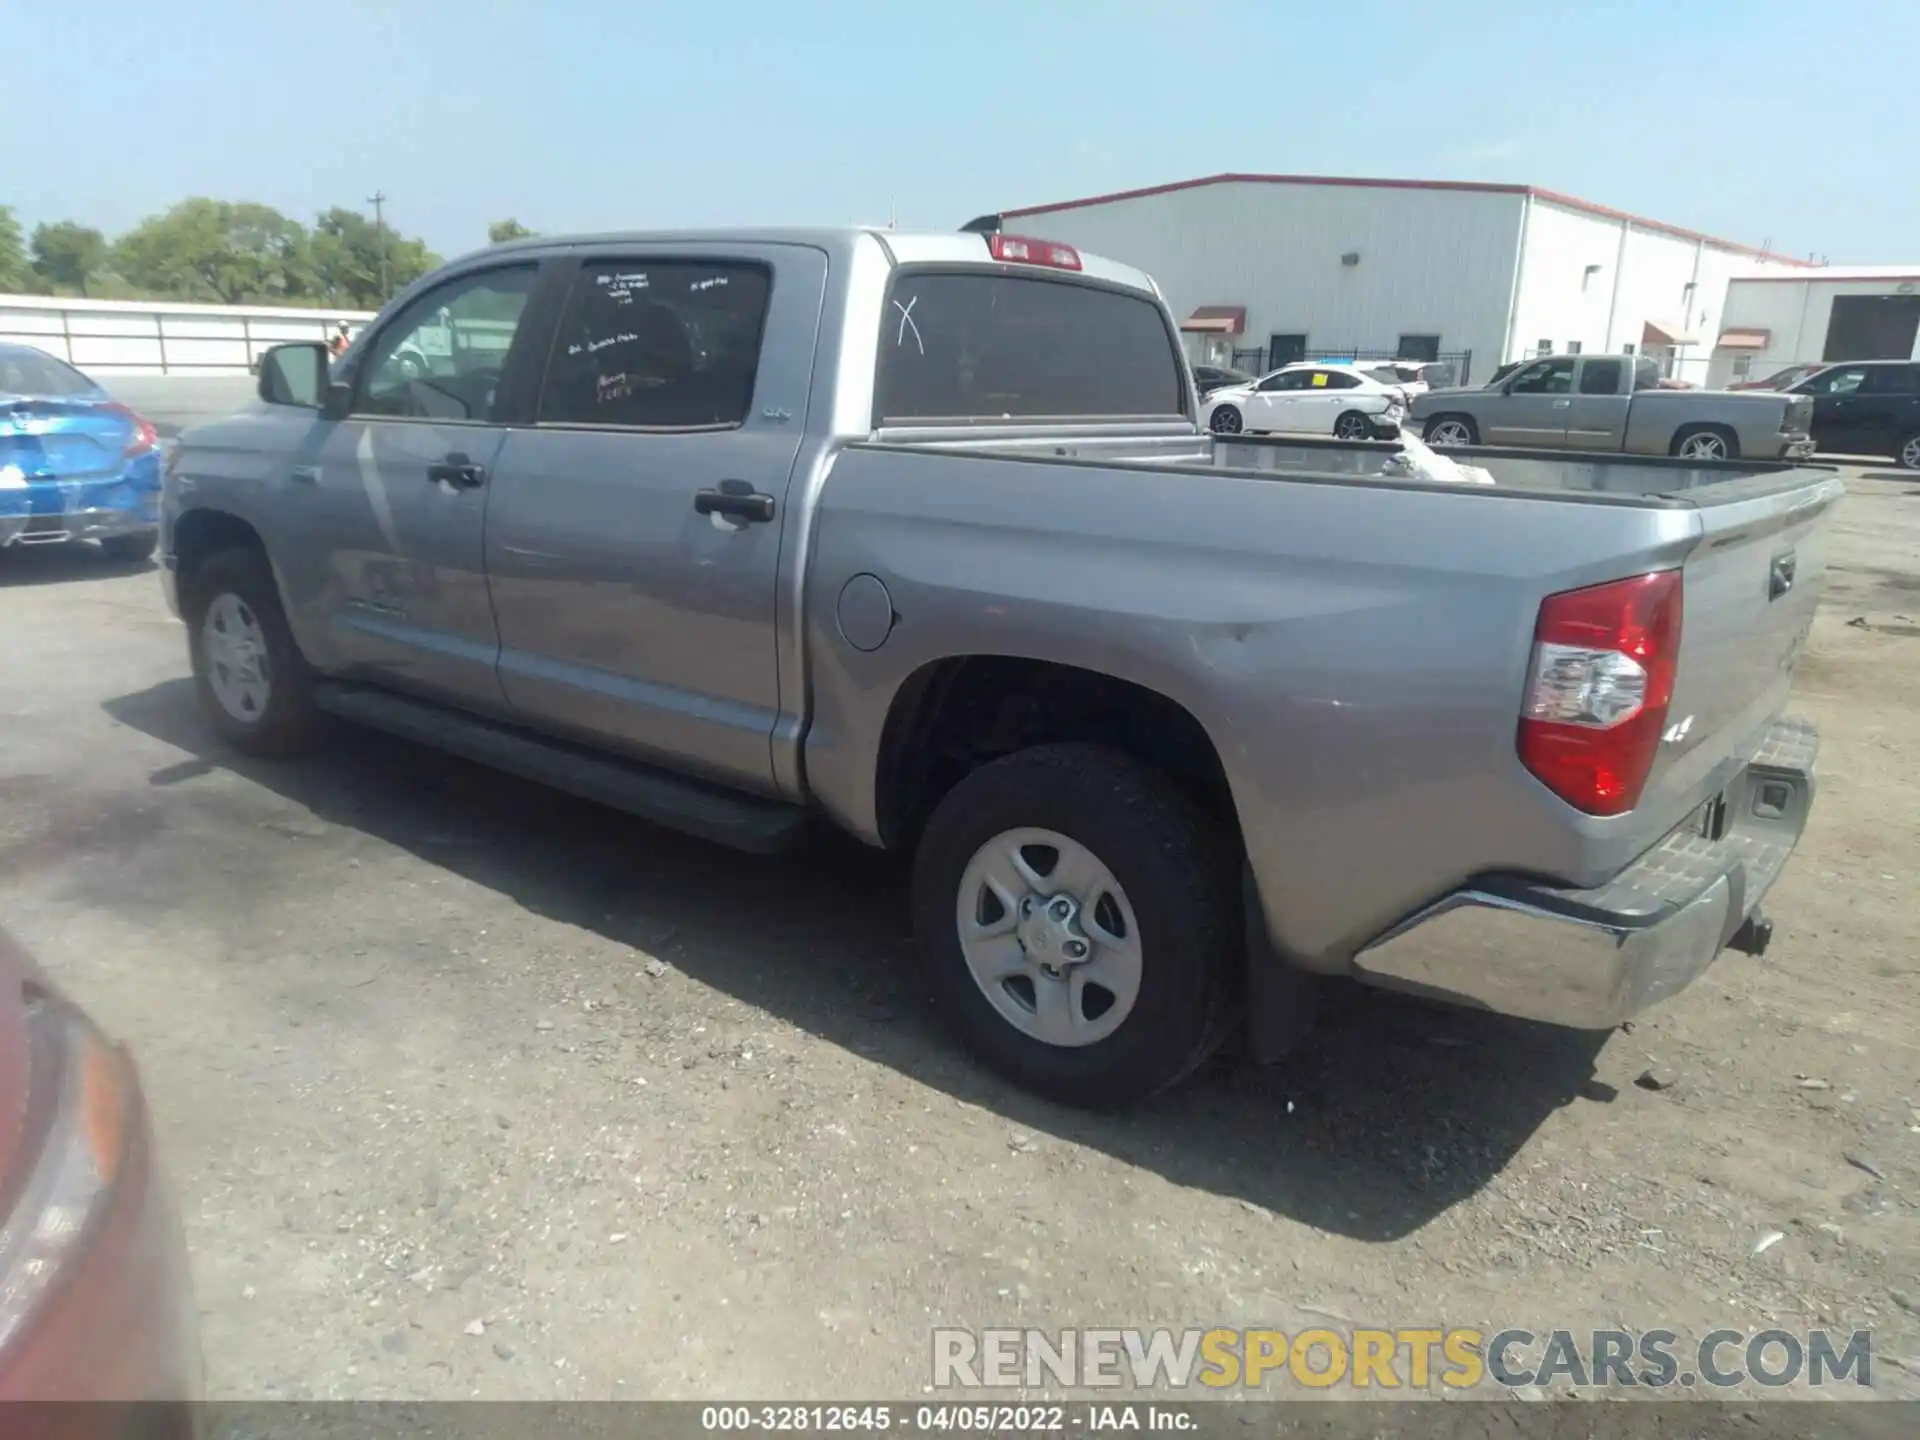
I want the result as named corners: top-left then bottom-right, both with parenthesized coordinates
top-left (328, 322), bottom-right (352, 359)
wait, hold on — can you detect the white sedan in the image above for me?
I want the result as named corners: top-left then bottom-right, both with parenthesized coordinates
top-left (1201, 362), bottom-right (1407, 440)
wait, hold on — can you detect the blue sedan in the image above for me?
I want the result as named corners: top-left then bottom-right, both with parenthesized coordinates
top-left (0, 344), bottom-right (162, 562)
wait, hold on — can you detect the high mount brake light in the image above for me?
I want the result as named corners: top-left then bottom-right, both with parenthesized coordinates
top-left (985, 233), bottom-right (1083, 271)
top-left (1517, 569), bottom-right (1684, 817)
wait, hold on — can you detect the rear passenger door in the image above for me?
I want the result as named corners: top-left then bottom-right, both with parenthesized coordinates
top-left (1564, 357), bottom-right (1629, 449)
top-left (1856, 364), bottom-right (1920, 460)
top-left (482, 244), bottom-right (827, 793)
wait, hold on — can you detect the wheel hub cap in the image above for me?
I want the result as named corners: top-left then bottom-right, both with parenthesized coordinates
top-left (955, 827), bottom-right (1143, 1049)
top-left (202, 592), bottom-right (272, 722)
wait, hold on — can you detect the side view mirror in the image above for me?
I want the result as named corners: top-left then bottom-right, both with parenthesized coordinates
top-left (257, 343), bottom-right (329, 409)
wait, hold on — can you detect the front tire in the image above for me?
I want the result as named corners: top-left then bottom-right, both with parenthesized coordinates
top-left (184, 546), bottom-right (323, 757)
top-left (1209, 404), bottom-right (1243, 435)
top-left (99, 530), bottom-right (158, 564)
top-left (911, 743), bottom-right (1239, 1109)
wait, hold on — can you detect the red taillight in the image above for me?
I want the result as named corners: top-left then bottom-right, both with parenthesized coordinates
top-left (103, 402), bottom-right (159, 458)
top-left (985, 233), bottom-right (1083, 271)
top-left (1517, 570), bottom-right (1683, 817)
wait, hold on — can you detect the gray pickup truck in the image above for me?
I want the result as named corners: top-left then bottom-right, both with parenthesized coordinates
top-left (160, 228), bottom-right (1838, 1108)
top-left (1413, 352), bottom-right (1816, 461)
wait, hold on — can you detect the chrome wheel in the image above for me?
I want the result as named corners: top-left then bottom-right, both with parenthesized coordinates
top-left (1900, 435), bottom-right (1920, 470)
top-left (1678, 431), bottom-right (1729, 460)
top-left (1426, 418), bottom-right (1473, 446)
top-left (955, 827), bottom-right (1142, 1049)
top-left (201, 592), bottom-right (272, 723)
top-left (1209, 405), bottom-right (1243, 435)
top-left (1334, 411), bottom-right (1371, 441)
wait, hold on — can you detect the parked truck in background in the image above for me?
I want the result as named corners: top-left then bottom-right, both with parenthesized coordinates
top-left (161, 227), bottom-right (1836, 1108)
top-left (1413, 353), bottom-right (1815, 460)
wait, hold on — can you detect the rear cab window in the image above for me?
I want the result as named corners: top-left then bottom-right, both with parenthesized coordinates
top-left (873, 271), bottom-right (1187, 425)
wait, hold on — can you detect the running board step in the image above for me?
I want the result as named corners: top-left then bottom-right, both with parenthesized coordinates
top-left (312, 683), bottom-right (806, 854)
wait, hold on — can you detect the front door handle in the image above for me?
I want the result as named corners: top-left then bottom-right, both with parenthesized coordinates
top-left (289, 464), bottom-right (320, 485)
top-left (1552, 399), bottom-right (1572, 408)
top-left (428, 454), bottom-right (486, 490)
top-left (694, 488), bottom-right (776, 523)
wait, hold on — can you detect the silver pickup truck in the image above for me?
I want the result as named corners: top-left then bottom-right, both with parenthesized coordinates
top-left (1412, 352), bottom-right (1816, 461)
top-left (160, 228), bottom-right (1838, 1108)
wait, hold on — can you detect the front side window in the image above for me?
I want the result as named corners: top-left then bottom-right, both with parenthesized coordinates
top-left (539, 260), bottom-right (772, 428)
top-left (1510, 358), bottom-right (1576, 395)
top-left (354, 266), bottom-right (537, 422)
top-left (1259, 370), bottom-right (1308, 392)
top-left (1805, 366), bottom-right (1868, 397)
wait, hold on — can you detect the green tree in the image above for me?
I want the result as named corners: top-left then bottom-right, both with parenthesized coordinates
top-left (305, 207), bottom-right (439, 308)
top-left (487, 218), bottom-right (534, 245)
top-left (112, 198), bottom-right (310, 303)
top-left (0, 207), bottom-right (32, 293)
top-left (30, 221), bottom-right (109, 296)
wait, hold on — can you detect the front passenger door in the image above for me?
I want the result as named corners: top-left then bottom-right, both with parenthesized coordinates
top-left (297, 262), bottom-right (544, 707)
top-left (1489, 358), bottom-right (1576, 447)
top-left (1798, 365), bottom-right (1870, 453)
top-left (1246, 370), bottom-right (1308, 431)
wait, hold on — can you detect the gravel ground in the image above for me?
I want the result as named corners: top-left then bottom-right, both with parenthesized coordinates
top-left (0, 466), bottom-right (1915, 1405)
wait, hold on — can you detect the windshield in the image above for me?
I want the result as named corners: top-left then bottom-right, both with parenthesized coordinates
top-left (0, 348), bottom-right (99, 398)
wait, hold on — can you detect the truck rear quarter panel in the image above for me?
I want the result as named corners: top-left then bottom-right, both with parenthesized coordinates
top-left (802, 447), bottom-right (1709, 968)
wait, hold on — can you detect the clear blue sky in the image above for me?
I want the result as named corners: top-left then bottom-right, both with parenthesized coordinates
top-left (3, 0), bottom-right (1912, 263)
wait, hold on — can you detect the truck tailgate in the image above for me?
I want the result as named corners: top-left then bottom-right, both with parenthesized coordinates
top-left (1638, 474), bottom-right (1841, 822)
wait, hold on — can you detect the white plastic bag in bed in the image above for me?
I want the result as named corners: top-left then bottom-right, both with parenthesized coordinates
top-left (1384, 429), bottom-right (1497, 486)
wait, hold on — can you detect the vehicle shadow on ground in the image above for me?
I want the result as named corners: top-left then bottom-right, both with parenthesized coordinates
top-left (106, 679), bottom-right (1611, 1242)
top-left (0, 546), bottom-right (154, 588)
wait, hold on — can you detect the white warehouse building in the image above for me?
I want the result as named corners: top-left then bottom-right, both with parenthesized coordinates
top-left (977, 173), bottom-right (1808, 386)
top-left (1705, 267), bottom-right (1920, 388)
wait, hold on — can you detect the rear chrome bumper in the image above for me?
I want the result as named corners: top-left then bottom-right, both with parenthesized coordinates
top-left (1352, 716), bottom-right (1817, 1030)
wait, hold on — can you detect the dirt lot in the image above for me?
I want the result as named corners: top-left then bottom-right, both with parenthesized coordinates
top-left (0, 468), bottom-right (1916, 1404)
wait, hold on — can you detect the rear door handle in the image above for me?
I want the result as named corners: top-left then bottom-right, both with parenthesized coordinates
top-left (289, 464), bottom-right (320, 484)
top-left (428, 454), bottom-right (486, 490)
top-left (1552, 399), bottom-right (1572, 409)
top-left (694, 488), bottom-right (776, 523)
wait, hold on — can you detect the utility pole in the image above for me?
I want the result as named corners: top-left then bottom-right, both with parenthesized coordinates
top-left (367, 190), bottom-right (389, 300)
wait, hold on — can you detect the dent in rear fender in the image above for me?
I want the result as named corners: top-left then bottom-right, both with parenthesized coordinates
top-left (799, 445), bottom-right (1710, 967)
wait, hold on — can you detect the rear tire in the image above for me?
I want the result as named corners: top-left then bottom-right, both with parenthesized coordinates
top-left (184, 546), bottom-right (323, 757)
top-left (1898, 433), bottom-right (1920, 471)
top-left (1333, 410), bottom-right (1372, 441)
top-left (911, 743), bottom-right (1240, 1109)
top-left (1423, 415), bottom-right (1478, 446)
top-left (1671, 424), bottom-right (1738, 461)
top-left (1209, 405), bottom-right (1244, 436)
top-left (99, 531), bottom-right (158, 564)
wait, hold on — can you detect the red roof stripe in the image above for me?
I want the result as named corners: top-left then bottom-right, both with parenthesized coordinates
top-left (998, 172), bottom-right (1813, 268)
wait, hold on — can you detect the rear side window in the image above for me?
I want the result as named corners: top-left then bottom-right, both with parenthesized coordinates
top-left (540, 260), bottom-right (771, 428)
top-left (1864, 364), bottom-right (1920, 396)
top-left (874, 272), bottom-right (1185, 424)
top-left (1579, 359), bottom-right (1624, 394)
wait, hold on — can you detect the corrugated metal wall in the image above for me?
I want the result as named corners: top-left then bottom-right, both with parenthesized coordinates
top-left (1002, 181), bottom-right (1524, 381)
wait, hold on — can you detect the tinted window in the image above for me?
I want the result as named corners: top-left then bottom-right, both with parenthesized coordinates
top-left (540, 260), bottom-right (771, 428)
top-left (354, 265), bottom-right (537, 422)
top-left (0, 348), bottom-right (97, 397)
top-left (1258, 370), bottom-right (1305, 392)
top-left (1510, 358), bottom-right (1576, 395)
top-left (1863, 364), bottom-right (1920, 396)
top-left (874, 273), bottom-right (1184, 423)
top-left (1579, 359), bottom-right (1624, 394)
top-left (1805, 366), bottom-right (1868, 397)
